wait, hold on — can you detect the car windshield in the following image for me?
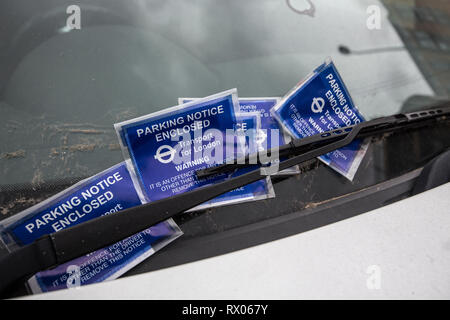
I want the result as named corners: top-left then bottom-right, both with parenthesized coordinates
top-left (0, 0), bottom-right (449, 286)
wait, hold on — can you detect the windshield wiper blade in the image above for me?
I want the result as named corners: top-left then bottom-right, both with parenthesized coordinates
top-left (197, 106), bottom-right (450, 178)
top-left (0, 105), bottom-right (449, 295)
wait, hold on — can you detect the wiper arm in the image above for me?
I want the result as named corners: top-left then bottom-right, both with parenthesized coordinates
top-left (0, 105), bottom-right (448, 295)
top-left (197, 106), bottom-right (450, 178)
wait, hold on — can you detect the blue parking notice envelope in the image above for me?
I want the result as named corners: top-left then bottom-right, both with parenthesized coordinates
top-left (234, 111), bottom-right (261, 155)
top-left (0, 162), bottom-right (183, 293)
top-left (233, 98), bottom-right (300, 175)
top-left (271, 59), bottom-right (369, 180)
top-left (0, 162), bottom-right (146, 246)
top-left (192, 110), bottom-right (274, 210)
top-left (237, 98), bottom-right (287, 151)
top-left (179, 97), bottom-right (299, 175)
top-left (28, 218), bottom-right (181, 293)
top-left (115, 89), bottom-right (274, 210)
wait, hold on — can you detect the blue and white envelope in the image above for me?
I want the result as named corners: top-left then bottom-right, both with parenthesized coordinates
top-left (179, 97), bottom-right (300, 175)
top-left (28, 218), bottom-right (181, 293)
top-left (115, 89), bottom-right (274, 211)
top-left (271, 59), bottom-right (369, 180)
top-left (0, 162), bottom-right (182, 293)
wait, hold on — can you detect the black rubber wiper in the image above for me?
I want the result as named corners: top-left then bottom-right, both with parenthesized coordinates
top-left (196, 106), bottom-right (450, 178)
top-left (0, 105), bottom-right (449, 295)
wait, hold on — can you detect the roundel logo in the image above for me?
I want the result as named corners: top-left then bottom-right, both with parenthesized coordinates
top-left (311, 97), bottom-right (325, 113)
top-left (154, 145), bottom-right (176, 164)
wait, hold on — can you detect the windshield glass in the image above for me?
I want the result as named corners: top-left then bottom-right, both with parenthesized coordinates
top-left (0, 0), bottom-right (449, 270)
top-left (0, 0), bottom-right (446, 188)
